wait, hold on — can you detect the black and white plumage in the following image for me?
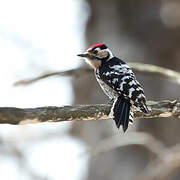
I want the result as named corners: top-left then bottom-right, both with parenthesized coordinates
top-left (78, 44), bottom-right (149, 132)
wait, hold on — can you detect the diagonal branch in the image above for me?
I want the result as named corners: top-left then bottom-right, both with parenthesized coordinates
top-left (14, 68), bottom-right (91, 86)
top-left (14, 63), bottom-right (180, 86)
top-left (0, 100), bottom-right (179, 125)
top-left (129, 63), bottom-right (180, 84)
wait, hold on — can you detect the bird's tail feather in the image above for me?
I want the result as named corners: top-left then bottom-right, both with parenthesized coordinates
top-left (112, 96), bottom-right (131, 132)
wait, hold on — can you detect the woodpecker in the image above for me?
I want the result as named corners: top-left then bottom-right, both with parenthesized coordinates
top-left (78, 44), bottom-right (149, 132)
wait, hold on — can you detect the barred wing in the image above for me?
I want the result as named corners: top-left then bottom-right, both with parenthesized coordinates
top-left (98, 64), bottom-right (149, 113)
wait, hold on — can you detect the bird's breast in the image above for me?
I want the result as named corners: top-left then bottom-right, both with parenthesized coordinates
top-left (86, 59), bottom-right (102, 69)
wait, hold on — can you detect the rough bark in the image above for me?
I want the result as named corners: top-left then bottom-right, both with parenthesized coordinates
top-left (0, 100), bottom-right (179, 125)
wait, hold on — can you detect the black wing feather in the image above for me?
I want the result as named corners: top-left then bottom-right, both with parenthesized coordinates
top-left (122, 101), bottom-right (130, 132)
top-left (98, 58), bottom-right (149, 111)
top-left (96, 57), bottom-right (149, 131)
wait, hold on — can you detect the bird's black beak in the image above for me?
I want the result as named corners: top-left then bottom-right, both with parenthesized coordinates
top-left (77, 53), bottom-right (89, 58)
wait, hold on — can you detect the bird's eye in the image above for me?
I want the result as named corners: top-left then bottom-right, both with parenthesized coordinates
top-left (93, 50), bottom-right (98, 54)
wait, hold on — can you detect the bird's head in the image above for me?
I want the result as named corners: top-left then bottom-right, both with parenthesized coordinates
top-left (77, 44), bottom-right (114, 69)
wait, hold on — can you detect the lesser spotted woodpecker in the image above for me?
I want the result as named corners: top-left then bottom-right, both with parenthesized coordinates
top-left (78, 44), bottom-right (149, 132)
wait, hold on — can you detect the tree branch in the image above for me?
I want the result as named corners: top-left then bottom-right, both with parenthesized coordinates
top-left (14, 68), bottom-right (91, 86)
top-left (89, 132), bottom-right (166, 159)
top-left (0, 100), bottom-right (179, 125)
top-left (129, 63), bottom-right (180, 84)
top-left (14, 63), bottom-right (180, 86)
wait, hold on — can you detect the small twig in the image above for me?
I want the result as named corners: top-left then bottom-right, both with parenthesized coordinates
top-left (14, 63), bottom-right (180, 86)
top-left (0, 100), bottom-right (179, 125)
top-left (14, 68), bottom-right (91, 86)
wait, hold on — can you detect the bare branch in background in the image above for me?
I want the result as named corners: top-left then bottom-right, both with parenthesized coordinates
top-left (137, 144), bottom-right (180, 180)
top-left (89, 132), bottom-right (165, 159)
top-left (0, 100), bottom-right (179, 125)
top-left (88, 130), bottom-right (180, 180)
top-left (14, 63), bottom-right (180, 86)
top-left (14, 68), bottom-right (91, 86)
top-left (129, 63), bottom-right (180, 84)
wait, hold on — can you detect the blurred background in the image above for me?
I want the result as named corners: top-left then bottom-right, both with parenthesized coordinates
top-left (0, 0), bottom-right (180, 179)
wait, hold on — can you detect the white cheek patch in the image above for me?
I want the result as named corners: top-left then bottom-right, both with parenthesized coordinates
top-left (95, 48), bottom-right (114, 60)
top-left (96, 47), bottom-right (101, 51)
top-left (106, 49), bottom-right (114, 60)
top-left (97, 50), bottom-right (109, 59)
